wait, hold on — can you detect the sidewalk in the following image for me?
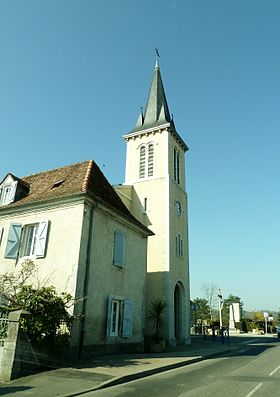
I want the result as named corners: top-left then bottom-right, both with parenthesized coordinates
top-left (0, 334), bottom-right (273, 397)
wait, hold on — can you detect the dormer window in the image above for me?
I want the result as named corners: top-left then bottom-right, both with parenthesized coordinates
top-left (51, 179), bottom-right (65, 189)
top-left (0, 181), bottom-right (17, 206)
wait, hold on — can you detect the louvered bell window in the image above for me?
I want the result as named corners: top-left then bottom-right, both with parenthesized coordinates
top-left (139, 146), bottom-right (146, 178)
top-left (148, 144), bottom-right (154, 177)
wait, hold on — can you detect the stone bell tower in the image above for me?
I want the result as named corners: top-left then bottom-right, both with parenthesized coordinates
top-left (117, 57), bottom-right (190, 345)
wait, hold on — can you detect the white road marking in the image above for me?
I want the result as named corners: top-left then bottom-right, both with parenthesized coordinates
top-left (240, 339), bottom-right (257, 345)
top-left (269, 364), bottom-right (280, 377)
top-left (245, 382), bottom-right (263, 397)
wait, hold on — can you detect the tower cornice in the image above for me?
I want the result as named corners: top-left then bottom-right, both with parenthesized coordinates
top-left (123, 123), bottom-right (188, 152)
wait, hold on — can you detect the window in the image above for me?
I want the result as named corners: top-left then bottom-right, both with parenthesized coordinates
top-left (148, 144), bottom-right (154, 177)
top-left (176, 234), bottom-right (183, 257)
top-left (0, 181), bottom-right (17, 205)
top-left (106, 296), bottom-right (134, 338)
top-left (139, 146), bottom-right (146, 178)
top-left (143, 197), bottom-right (148, 213)
top-left (51, 179), bottom-right (65, 189)
top-left (22, 224), bottom-right (39, 256)
top-left (174, 148), bottom-right (180, 184)
top-left (111, 299), bottom-right (120, 336)
top-left (113, 231), bottom-right (126, 267)
top-left (4, 220), bottom-right (49, 259)
top-left (139, 143), bottom-right (154, 179)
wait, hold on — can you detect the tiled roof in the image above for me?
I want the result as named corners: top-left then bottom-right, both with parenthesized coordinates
top-left (1, 160), bottom-right (152, 234)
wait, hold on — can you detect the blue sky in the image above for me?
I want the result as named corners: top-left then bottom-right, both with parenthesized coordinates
top-left (1, 1), bottom-right (279, 312)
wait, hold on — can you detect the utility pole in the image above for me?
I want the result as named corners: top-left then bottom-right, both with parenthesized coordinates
top-left (218, 288), bottom-right (223, 328)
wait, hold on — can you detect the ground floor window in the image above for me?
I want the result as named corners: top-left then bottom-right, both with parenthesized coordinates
top-left (107, 296), bottom-right (134, 338)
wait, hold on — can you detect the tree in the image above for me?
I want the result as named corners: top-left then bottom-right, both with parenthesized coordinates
top-left (193, 298), bottom-right (211, 324)
top-left (0, 259), bottom-right (74, 344)
top-left (202, 283), bottom-right (218, 322)
top-left (222, 294), bottom-right (244, 326)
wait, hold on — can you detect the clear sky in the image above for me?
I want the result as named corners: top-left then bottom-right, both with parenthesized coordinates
top-left (1, 1), bottom-right (279, 312)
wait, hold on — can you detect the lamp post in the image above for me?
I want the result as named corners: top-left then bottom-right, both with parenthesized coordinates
top-left (218, 289), bottom-right (223, 328)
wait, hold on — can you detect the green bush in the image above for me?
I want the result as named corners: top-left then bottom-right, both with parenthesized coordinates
top-left (16, 285), bottom-right (72, 344)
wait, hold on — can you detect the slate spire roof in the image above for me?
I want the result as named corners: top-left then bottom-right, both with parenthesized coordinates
top-left (128, 60), bottom-right (188, 151)
top-left (133, 60), bottom-right (171, 133)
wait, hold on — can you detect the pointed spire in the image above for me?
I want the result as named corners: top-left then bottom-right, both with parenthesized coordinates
top-left (132, 56), bottom-right (172, 133)
top-left (126, 54), bottom-right (188, 152)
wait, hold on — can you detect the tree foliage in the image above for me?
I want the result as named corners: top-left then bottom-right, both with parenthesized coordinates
top-left (17, 285), bottom-right (72, 343)
top-left (0, 260), bottom-right (74, 344)
top-left (193, 297), bottom-right (211, 324)
top-left (222, 294), bottom-right (244, 326)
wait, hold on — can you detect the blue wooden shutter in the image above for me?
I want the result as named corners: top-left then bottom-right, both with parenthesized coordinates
top-left (113, 232), bottom-right (126, 267)
top-left (35, 220), bottom-right (49, 258)
top-left (122, 299), bottom-right (133, 337)
top-left (4, 223), bottom-right (22, 259)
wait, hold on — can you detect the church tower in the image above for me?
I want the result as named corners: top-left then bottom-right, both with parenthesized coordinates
top-left (118, 57), bottom-right (190, 345)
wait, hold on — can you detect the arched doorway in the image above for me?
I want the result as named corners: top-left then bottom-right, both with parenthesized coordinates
top-left (174, 283), bottom-right (182, 343)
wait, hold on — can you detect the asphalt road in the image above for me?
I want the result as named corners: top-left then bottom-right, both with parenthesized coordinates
top-left (89, 338), bottom-right (280, 397)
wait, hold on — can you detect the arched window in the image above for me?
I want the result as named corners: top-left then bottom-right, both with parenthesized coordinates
top-left (148, 144), bottom-right (154, 177)
top-left (174, 147), bottom-right (180, 184)
top-left (139, 146), bottom-right (146, 178)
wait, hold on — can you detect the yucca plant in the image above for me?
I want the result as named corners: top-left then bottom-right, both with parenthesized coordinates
top-left (146, 300), bottom-right (167, 341)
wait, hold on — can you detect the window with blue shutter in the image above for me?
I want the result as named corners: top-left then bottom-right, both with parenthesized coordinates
top-left (113, 231), bottom-right (126, 268)
top-left (106, 296), bottom-right (134, 338)
top-left (4, 223), bottom-right (22, 259)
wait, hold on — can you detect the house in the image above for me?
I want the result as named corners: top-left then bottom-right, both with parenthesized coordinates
top-left (0, 160), bottom-right (153, 355)
top-left (115, 58), bottom-right (191, 345)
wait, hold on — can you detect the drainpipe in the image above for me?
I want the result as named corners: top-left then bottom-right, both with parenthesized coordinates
top-left (78, 203), bottom-right (95, 357)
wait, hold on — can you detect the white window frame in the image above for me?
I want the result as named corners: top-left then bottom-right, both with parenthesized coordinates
top-left (110, 299), bottom-right (120, 336)
top-left (21, 223), bottom-right (39, 257)
top-left (0, 181), bottom-right (17, 205)
top-left (107, 296), bottom-right (134, 338)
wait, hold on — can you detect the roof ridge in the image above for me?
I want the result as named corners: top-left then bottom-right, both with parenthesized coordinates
top-left (82, 160), bottom-right (94, 192)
